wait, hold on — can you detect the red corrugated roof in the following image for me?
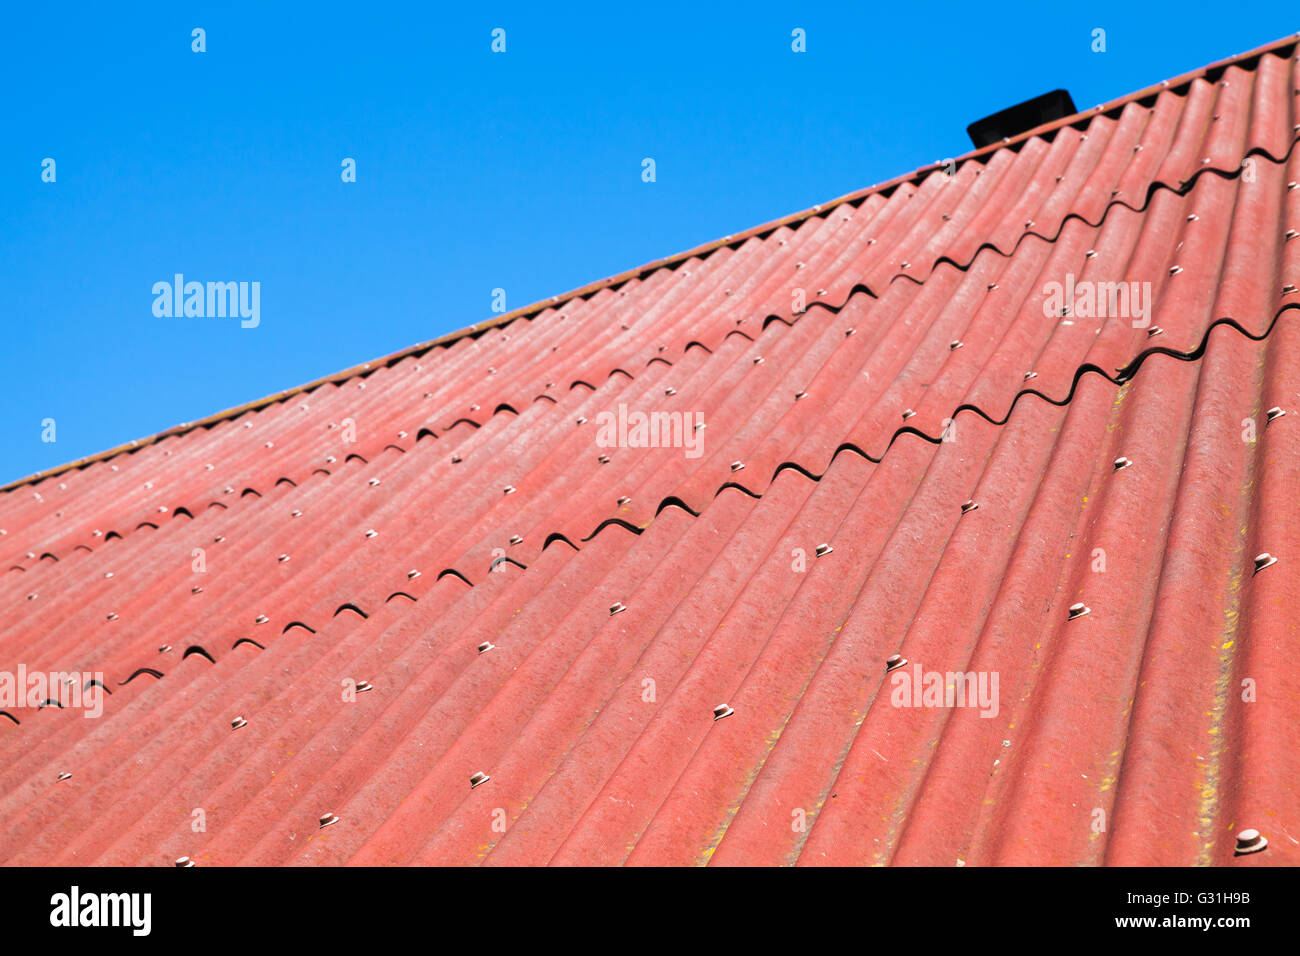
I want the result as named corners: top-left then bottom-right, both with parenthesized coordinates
top-left (3, 36), bottom-right (1299, 866)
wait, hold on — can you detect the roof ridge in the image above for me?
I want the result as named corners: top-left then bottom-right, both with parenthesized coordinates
top-left (6, 31), bottom-right (1296, 495)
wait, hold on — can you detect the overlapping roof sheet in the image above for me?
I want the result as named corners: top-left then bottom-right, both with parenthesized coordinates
top-left (3, 36), bottom-right (1299, 866)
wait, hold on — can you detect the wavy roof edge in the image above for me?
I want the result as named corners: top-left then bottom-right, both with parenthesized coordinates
top-left (7, 31), bottom-right (1297, 496)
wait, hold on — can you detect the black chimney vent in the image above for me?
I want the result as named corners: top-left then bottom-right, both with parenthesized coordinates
top-left (967, 89), bottom-right (1078, 148)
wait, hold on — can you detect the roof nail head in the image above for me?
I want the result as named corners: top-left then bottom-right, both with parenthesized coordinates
top-left (231, 716), bottom-right (247, 730)
top-left (886, 654), bottom-right (907, 673)
top-left (1234, 829), bottom-right (1267, 855)
top-left (713, 704), bottom-right (734, 721)
top-left (1068, 602), bottom-right (1090, 620)
top-left (1253, 553), bottom-right (1277, 574)
top-left (609, 602), bottom-right (627, 615)
top-left (470, 771), bottom-right (490, 789)
top-left (815, 543), bottom-right (833, 556)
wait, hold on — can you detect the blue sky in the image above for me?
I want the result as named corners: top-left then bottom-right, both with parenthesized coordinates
top-left (2, 3), bottom-right (1294, 485)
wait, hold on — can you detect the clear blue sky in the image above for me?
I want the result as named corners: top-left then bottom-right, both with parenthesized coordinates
top-left (2, 3), bottom-right (1294, 486)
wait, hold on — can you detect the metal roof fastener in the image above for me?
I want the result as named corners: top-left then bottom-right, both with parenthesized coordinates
top-left (277, 554), bottom-right (289, 563)
top-left (451, 454), bottom-right (462, 463)
top-left (1284, 285), bottom-right (1298, 295)
top-left (694, 422), bottom-right (705, 431)
top-left (987, 282), bottom-right (998, 290)
top-left (502, 486), bottom-right (516, 495)
top-left (1147, 327), bottom-right (1163, 337)
top-left (291, 509), bottom-right (302, 517)
top-left (57, 772), bottom-right (72, 781)
top-left (356, 681), bottom-right (373, 693)
top-left (665, 387), bottom-right (676, 396)
top-left (1253, 553), bottom-right (1277, 574)
top-left (319, 813), bottom-right (340, 828)
top-left (1169, 265), bottom-right (1183, 275)
top-left (231, 716), bottom-right (247, 730)
top-left (159, 645), bottom-right (172, 653)
top-left (576, 416), bottom-right (588, 425)
top-left (815, 543), bottom-right (833, 556)
top-left (191, 586), bottom-right (203, 594)
top-left (406, 569), bottom-right (421, 580)
top-left (1234, 829), bottom-right (1267, 855)
top-left (753, 356), bottom-right (764, 365)
top-left (713, 704), bottom-right (734, 721)
top-left (175, 857), bottom-right (195, 867)
top-left (106, 612), bottom-right (118, 622)
top-left (1068, 602), bottom-right (1090, 620)
top-left (364, 529), bottom-right (378, 538)
top-left (1024, 371), bottom-right (1038, 381)
top-left (617, 496), bottom-right (631, 506)
top-left (368, 478), bottom-right (381, 486)
top-left (597, 455), bottom-right (610, 464)
top-left (886, 654), bottom-right (907, 673)
top-left (509, 535), bottom-right (523, 545)
top-left (1114, 456), bottom-right (1133, 470)
top-left (255, 615), bottom-right (269, 624)
top-left (1267, 407), bottom-right (1286, 423)
top-left (950, 340), bottom-right (963, 350)
top-left (900, 261), bottom-right (910, 269)
top-left (795, 390), bottom-right (807, 400)
top-left (104, 571), bottom-right (114, 579)
top-left (1187, 214), bottom-right (1199, 221)
top-left (470, 772), bottom-right (490, 789)
top-left (902, 409), bottom-right (916, 420)
top-left (1287, 230), bottom-right (1299, 241)
top-left (730, 461), bottom-right (744, 472)
top-left (609, 602), bottom-right (627, 615)
top-left (845, 327), bottom-right (856, 336)
top-left (961, 500), bottom-right (979, 515)
top-left (478, 642), bottom-right (494, 654)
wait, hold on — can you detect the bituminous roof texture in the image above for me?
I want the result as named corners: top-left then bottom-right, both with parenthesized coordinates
top-left (2, 35), bottom-right (1299, 866)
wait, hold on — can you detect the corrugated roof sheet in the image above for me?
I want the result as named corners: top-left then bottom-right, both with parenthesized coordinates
top-left (3, 35), bottom-right (1299, 866)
